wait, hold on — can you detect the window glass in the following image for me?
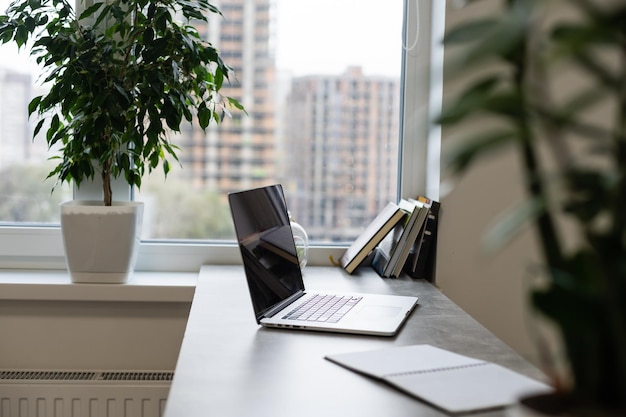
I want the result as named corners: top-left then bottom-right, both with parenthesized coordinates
top-left (137, 0), bottom-right (403, 243)
top-left (0, 0), bottom-right (403, 243)
top-left (0, 0), bottom-right (72, 223)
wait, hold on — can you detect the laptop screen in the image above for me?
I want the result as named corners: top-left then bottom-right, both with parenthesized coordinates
top-left (228, 184), bottom-right (305, 322)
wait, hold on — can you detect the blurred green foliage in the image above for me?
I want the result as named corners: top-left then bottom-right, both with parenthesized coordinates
top-left (442, 0), bottom-right (626, 412)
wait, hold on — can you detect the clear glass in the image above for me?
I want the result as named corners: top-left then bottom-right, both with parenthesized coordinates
top-left (289, 211), bottom-right (309, 269)
top-left (137, 0), bottom-right (403, 244)
top-left (0, 0), bottom-right (72, 224)
top-left (0, 0), bottom-right (402, 242)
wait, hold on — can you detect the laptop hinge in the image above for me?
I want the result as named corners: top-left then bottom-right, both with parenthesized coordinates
top-left (261, 290), bottom-right (306, 319)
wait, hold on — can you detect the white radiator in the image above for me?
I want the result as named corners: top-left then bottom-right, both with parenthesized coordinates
top-left (0, 370), bottom-right (173, 417)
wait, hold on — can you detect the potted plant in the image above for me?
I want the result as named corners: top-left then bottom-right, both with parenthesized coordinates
top-left (440, 0), bottom-right (625, 415)
top-left (0, 0), bottom-right (243, 282)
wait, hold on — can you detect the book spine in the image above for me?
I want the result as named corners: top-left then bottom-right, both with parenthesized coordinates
top-left (406, 201), bottom-right (440, 281)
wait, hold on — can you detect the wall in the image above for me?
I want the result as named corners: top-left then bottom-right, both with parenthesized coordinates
top-left (0, 300), bottom-right (190, 370)
top-left (435, 0), bottom-right (543, 364)
top-left (436, 150), bottom-right (542, 362)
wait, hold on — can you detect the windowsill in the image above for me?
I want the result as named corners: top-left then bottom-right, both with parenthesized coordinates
top-left (0, 246), bottom-right (345, 303)
top-left (0, 269), bottom-right (197, 302)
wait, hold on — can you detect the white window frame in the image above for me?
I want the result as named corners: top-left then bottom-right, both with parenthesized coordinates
top-left (0, 0), bottom-right (445, 272)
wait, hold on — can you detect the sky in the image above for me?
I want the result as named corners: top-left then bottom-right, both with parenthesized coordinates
top-left (0, 0), bottom-right (405, 78)
top-left (273, 0), bottom-right (404, 77)
top-left (0, 0), bottom-right (40, 74)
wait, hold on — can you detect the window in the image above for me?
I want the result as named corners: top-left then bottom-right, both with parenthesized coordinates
top-left (0, 0), bottom-right (443, 271)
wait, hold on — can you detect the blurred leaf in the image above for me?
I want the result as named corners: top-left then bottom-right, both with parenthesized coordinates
top-left (227, 97), bottom-right (246, 114)
top-left (443, 129), bottom-right (518, 174)
top-left (443, 18), bottom-right (499, 44)
top-left (562, 168), bottom-right (612, 222)
top-left (438, 76), bottom-right (501, 125)
top-left (482, 196), bottom-right (544, 253)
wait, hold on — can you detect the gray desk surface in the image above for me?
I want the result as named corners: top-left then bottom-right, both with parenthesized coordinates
top-left (164, 265), bottom-right (544, 417)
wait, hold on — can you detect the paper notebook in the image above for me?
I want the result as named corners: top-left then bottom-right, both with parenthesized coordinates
top-left (325, 344), bottom-right (552, 414)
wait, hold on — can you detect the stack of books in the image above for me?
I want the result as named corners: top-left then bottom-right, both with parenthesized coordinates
top-left (338, 197), bottom-right (440, 279)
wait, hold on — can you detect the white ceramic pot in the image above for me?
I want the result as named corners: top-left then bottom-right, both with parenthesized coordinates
top-left (60, 200), bottom-right (144, 283)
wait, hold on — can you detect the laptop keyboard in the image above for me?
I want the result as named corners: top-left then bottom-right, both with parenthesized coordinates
top-left (282, 294), bottom-right (363, 323)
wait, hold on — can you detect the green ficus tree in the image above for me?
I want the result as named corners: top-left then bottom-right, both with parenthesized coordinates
top-left (0, 0), bottom-right (244, 206)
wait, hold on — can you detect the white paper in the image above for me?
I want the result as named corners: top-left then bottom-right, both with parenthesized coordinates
top-left (326, 344), bottom-right (552, 414)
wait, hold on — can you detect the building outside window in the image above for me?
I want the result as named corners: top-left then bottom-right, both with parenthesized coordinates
top-left (0, 0), bottom-right (443, 270)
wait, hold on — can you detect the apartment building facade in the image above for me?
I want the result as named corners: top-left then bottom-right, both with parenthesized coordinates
top-left (285, 67), bottom-right (400, 242)
top-left (177, 0), bottom-right (277, 194)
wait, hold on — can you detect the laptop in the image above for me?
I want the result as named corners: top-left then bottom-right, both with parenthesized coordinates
top-left (228, 184), bottom-right (419, 336)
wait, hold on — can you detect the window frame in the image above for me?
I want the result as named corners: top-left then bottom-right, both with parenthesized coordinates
top-left (0, 0), bottom-right (444, 272)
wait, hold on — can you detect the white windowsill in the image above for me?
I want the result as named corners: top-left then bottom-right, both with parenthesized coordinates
top-left (0, 245), bottom-right (346, 302)
top-left (0, 269), bottom-right (197, 302)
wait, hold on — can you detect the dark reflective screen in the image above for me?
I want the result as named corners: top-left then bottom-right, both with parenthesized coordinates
top-left (228, 184), bottom-right (304, 322)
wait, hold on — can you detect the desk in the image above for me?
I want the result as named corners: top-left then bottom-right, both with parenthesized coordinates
top-left (164, 266), bottom-right (544, 417)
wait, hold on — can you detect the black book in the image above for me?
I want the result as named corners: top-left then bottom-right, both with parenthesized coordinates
top-left (406, 200), bottom-right (440, 281)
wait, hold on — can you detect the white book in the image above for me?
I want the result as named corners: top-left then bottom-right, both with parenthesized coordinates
top-left (338, 201), bottom-right (409, 273)
top-left (325, 344), bottom-right (552, 414)
top-left (371, 199), bottom-right (415, 277)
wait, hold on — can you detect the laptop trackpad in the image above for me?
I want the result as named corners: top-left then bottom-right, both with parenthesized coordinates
top-left (357, 305), bottom-right (402, 320)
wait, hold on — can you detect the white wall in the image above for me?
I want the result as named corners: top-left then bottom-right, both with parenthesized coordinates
top-left (436, 149), bottom-right (542, 362)
top-left (0, 300), bottom-right (190, 370)
top-left (435, 0), bottom-right (543, 365)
